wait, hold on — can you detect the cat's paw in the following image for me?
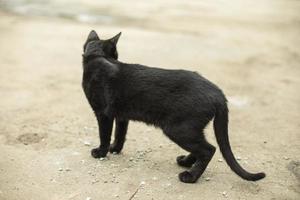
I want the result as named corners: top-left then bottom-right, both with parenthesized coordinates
top-left (91, 147), bottom-right (108, 158)
top-left (176, 155), bottom-right (196, 168)
top-left (109, 143), bottom-right (123, 154)
top-left (178, 171), bottom-right (198, 183)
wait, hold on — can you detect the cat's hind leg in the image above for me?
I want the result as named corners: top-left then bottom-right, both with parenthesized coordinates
top-left (164, 124), bottom-right (216, 183)
top-left (109, 119), bottom-right (129, 154)
top-left (178, 139), bottom-right (216, 183)
top-left (176, 153), bottom-right (196, 168)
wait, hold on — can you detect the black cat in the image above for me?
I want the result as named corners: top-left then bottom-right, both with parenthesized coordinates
top-left (81, 30), bottom-right (265, 183)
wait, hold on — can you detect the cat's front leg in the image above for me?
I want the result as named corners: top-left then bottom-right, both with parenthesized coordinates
top-left (91, 113), bottom-right (114, 158)
top-left (109, 119), bottom-right (129, 154)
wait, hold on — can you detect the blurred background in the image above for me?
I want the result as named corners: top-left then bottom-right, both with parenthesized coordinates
top-left (0, 0), bottom-right (299, 200)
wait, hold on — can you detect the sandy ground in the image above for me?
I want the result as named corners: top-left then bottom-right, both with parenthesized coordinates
top-left (0, 1), bottom-right (300, 199)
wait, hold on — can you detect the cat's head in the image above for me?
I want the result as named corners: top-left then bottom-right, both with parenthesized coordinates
top-left (83, 30), bottom-right (121, 60)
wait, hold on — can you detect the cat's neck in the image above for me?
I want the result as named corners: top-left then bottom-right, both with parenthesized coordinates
top-left (83, 54), bottom-right (120, 64)
top-left (83, 56), bottom-right (120, 78)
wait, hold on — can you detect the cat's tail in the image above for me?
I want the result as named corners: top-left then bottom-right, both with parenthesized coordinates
top-left (213, 104), bottom-right (265, 181)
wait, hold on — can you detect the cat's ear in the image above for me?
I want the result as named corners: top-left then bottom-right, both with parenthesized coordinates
top-left (87, 30), bottom-right (100, 41)
top-left (109, 32), bottom-right (121, 45)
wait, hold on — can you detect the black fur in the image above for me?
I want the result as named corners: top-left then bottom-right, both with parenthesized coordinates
top-left (82, 30), bottom-right (266, 183)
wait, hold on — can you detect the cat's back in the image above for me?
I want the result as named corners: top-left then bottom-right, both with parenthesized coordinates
top-left (119, 63), bottom-right (196, 82)
top-left (119, 63), bottom-right (222, 94)
top-left (114, 62), bottom-right (227, 124)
